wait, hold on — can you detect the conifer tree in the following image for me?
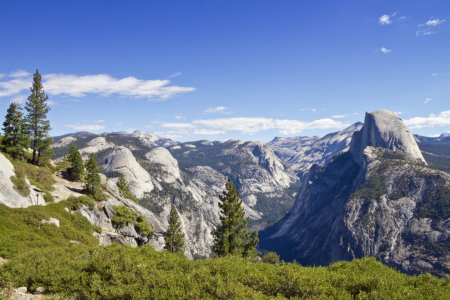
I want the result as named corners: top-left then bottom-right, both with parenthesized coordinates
top-left (212, 178), bottom-right (259, 258)
top-left (116, 172), bottom-right (139, 203)
top-left (68, 143), bottom-right (84, 181)
top-left (2, 102), bottom-right (30, 160)
top-left (25, 70), bottom-right (51, 165)
top-left (164, 204), bottom-right (185, 254)
top-left (85, 153), bottom-right (102, 198)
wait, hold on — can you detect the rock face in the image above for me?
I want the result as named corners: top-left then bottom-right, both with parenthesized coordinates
top-left (103, 146), bottom-right (155, 198)
top-left (119, 130), bottom-right (178, 148)
top-left (260, 110), bottom-right (450, 277)
top-left (145, 147), bottom-right (181, 183)
top-left (268, 122), bottom-right (363, 178)
top-left (0, 153), bottom-right (46, 208)
top-left (350, 110), bottom-right (426, 166)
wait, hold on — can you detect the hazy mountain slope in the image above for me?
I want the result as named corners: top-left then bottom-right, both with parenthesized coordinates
top-left (260, 110), bottom-right (450, 277)
top-left (267, 122), bottom-right (363, 178)
top-left (168, 139), bottom-right (300, 230)
top-left (415, 135), bottom-right (450, 174)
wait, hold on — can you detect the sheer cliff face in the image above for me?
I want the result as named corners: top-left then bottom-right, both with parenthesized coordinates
top-left (268, 122), bottom-right (363, 177)
top-left (260, 110), bottom-right (450, 277)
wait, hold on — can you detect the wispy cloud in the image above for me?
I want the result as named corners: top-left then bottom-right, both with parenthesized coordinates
top-left (379, 14), bottom-right (392, 25)
top-left (419, 19), bottom-right (445, 26)
top-left (0, 74), bottom-right (5, 79)
top-left (116, 122), bottom-right (123, 125)
top-left (397, 16), bottom-right (407, 21)
top-left (416, 29), bottom-right (435, 36)
top-left (175, 114), bottom-right (186, 119)
top-left (10, 95), bottom-right (27, 104)
top-left (203, 106), bottom-right (233, 114)
top-left (94, 120), bottom-right (105, 123)
top-left (65, 123), bottom-right (106, 132)
top-left (144, 125), bottom-right (153, 128)
top-left (381, 47), bottom-right (391, 53)
top-left (8, 70), bottom-right (31, 78)
top-left (432, 74), bottom-right (438, 76)
top-left (404, 110), bottom-right (450, 128)
top-left (332, 114), bottom-right (349, 119)
top-left (0, 72), bottom-right (196, 100)
top-left (424, 98), bottom-right (433, 103)
top-left (169, 72), bottom-right (182, 78)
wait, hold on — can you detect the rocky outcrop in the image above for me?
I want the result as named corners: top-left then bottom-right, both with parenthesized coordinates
top-left (103, 146), bottom-right (155, 198)
top-left (0, 153), bottom-right (46, 208)
top-left (79, 137), bottom-right (115, 160)
top-left (268, 122), bottom-right (363, 177)
top-left (260, 110), bottom-right (449, 277)
top-left (350, 110), bottom-right (426, 166)
top-left (119, 130), bottom-right (178, 148)
top-left (145, 147), bottom-right (181, 183)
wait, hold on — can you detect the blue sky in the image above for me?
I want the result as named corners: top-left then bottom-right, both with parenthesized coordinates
top-left (0, 0), bottom-right (449, 142)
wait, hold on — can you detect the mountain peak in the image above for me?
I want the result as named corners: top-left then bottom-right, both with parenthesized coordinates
top-left (350, 110), bottom-right (426, 165)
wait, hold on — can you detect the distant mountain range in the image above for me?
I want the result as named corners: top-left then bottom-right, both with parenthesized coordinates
top-left (45, 115), bottom-right (450, 275)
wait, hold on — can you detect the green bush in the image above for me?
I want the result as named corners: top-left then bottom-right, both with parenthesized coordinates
top-left (63, 195), bottom-right (95, 210)
top-left (0, 245), bottom-right (449, 299)
top-left (0, 203), bottom-right (99, 259)
top-left (112, 206), bottom-right (153, 238)
top-left (43, 194), bottom-right (54, 203)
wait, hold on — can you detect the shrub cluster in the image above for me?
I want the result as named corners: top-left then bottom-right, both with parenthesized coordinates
top-left (112, 206), bottom-right (153, 238)
top-left (0, 202), bottom-right (99, 259)
top-left (0, 244), bottom-right (449, 299)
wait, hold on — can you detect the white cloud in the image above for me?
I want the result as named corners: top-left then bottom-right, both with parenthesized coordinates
top-left (175, 114), bottom-right (186, 119)
top-left (116, 122), bottom-right (123, 125)
top-left (312, 109), bottom-right (317, 112)
top-left (128, 128), bottom-right (137, 132)
top-left (144, 125), bottom-right (153, 128)
top-left (47, 100), bottom-right (58, 106)
top-left (332, 115), bottom-right (349, 118)
top-left (160, 122), bottom-right (196, 129)
top-left (203, 106), bottom-right (233, 114)
top-left (397, 16), bottom-right (407, 21)
top-left (8, 70), bottom-right (31, 78)
top-left (432, 74), bottom-right (438, 76)
top-left (191, 117), bottom-right (347, 135)
top-left (424, 98), bottom-right (433, 103)
top-left (67, 99), bottom-right (80, 102)
top-left (94, 120), bottom-right (105, 123)
top-left (379, 15), bottom-right (392, 25)
top-left (170, 72), bottom-right (182, 77)
top-left (65, 123), bottom-right (106, 132)
top-left (381, 47), bottom-right (391, 53)
top-left (396, 112), bottom-right (403, 115)
top-left (404, 111), bottom-right (450, 128)
top-left (0, 74), bottom-right (5, 78)
top-left (192, 129), bottom-right (226, 135)
top-left (0, 72), bottom-right (195, 100)
top-left (10, 95), bottom-right (27, 104)
top-left (419, 19), bottom-right (445, 26)
top-left (416, 29), bottom-right (436, 36)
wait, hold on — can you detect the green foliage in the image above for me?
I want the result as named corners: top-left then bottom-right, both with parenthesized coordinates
top-left (9, 158), bottom-right (56, 197)
top-left (67, 143), bottom-right (84, 181)
top-left (351, 173), bottom-right (387, 202)
top-left (261, 251), bottom-right (280, 264)
top-left (414, 176), bottom-right (450, 224)
top-left (144, 181), bottom-right (196, 214)
top-left (84, 153), bottom-right (104, 200)
top-left (2, 102), bottom-right (30, 160)
top-left (111, 206), bottom-right (153, 238)
top-left (1, 245), bottom-right (449, 299)
top-left (25, 70), bottom-right (51, 166)
top-left (117, 173), bottom-right (138, 204)
top-left (63, 195), bottom-right (95, 210)
top-left (164, 204), bottom-right (185, 254)
top-left (43, 193), bottom-right (54, 203)
top-left (0, 203), bottom-right (99, 259)
top-left (212, 178), bottom-right (259, 258)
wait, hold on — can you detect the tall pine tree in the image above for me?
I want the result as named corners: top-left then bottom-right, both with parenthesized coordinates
top-left (212, 178), bottom-right (259, 258)
top-left (85, 153), bottom-right (102, 200)
top-left (117, 172), bottom-right (138, 203)
top-left (164, 204), bottom-right (185, 254)
top-left (68, 143), bottom-right (84, 181)
top-left (25, 70), bottom-right (51, 165)
top-left (2, 102), bottom-right (30, 160)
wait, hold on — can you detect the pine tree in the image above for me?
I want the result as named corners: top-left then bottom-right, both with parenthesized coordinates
top-left (25, 70), bottom-right (51, 165)
top-left (2, 102), bottom-right (30, 160)
top-left (117, 173), bottom-right (129, 192)
top-left (212, 178), bottom-right (259, 258)
top-left (164, 204), bottom-right (185, 254)
top-left (85, 153), bottom-right (102, 199)
top-left (68, 143), bottom-right (84, 181)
